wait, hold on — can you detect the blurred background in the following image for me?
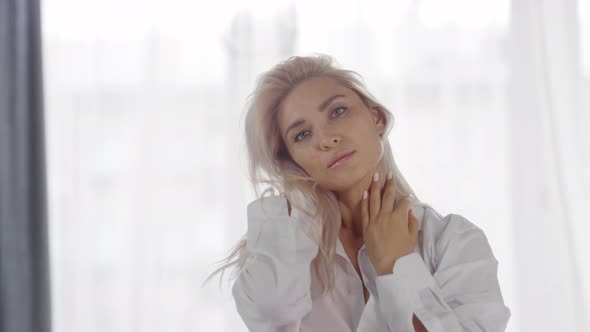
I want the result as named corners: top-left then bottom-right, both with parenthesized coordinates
top-left (1, 0), bottom-right (588, 331)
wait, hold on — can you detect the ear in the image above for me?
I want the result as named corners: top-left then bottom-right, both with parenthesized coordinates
top-left (369, 105), bottom-right (386, 136)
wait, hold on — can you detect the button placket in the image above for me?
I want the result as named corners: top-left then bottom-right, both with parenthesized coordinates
top-left (358, 250), bottom-right (378, 299)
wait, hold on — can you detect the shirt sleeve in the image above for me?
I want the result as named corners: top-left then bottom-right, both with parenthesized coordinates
top-left (373, 213), bottom-right (511, 332)
top-left (231, 196), bottom-right (319, 332)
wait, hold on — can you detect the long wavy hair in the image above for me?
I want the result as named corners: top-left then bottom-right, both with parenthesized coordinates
top-left (203, 53), bottom-right (425, 296)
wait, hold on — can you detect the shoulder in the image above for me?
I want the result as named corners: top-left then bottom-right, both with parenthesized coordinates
top-left (413, 202), bottom-right (484, 239)
top-left (247, 195), bottom-right (291, 219)
top-left (412, 202), bottom-right (493, 268)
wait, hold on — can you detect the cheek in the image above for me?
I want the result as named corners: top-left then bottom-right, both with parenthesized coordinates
top-left (291, 149), bottom-right (322, 173)
top-left (356, 128), bottom-right (382, 163)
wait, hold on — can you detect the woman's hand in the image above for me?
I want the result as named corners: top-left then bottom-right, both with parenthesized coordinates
top-left (361, 171), bottom-right (419, 276)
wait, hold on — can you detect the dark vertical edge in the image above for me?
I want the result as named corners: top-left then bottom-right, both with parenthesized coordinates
top-left (28, 0), bottom-right (52, 330)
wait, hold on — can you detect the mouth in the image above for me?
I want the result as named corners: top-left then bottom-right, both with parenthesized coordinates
top-left (328, 150), bottom-right (356, 168)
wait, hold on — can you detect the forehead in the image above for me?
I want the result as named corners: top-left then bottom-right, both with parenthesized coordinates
top-left (278, 77), bottom-right (354, 123)
top-left (282, 76), bottom-right (351, 109)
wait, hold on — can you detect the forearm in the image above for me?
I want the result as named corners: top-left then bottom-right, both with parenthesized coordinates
top-left (232, 196), bottom-right (318, 328)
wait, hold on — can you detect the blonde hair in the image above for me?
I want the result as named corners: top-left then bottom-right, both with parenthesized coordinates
top-left (203, 53), bottom-right (425, 296)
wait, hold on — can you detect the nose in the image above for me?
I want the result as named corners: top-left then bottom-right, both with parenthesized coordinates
top-left (320, 135), bottom-right (341, 150)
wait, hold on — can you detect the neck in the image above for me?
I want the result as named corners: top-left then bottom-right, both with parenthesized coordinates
top-left (336, 161), bottom-right (387, 238)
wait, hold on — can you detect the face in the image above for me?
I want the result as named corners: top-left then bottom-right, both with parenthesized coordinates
top-left (277, 76), bottom-right (385, 193)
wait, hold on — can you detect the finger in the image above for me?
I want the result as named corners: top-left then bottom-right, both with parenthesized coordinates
top-left (409, 209), bottom-right (419, 236)
top-left (361, 190), bottom-right (369, 234)
top-left (394, 196), bottom-right (414, 225)
top-left (380, 171), bottom-right (396, 215)
top-left (369, 171), bottom-right (382, 222)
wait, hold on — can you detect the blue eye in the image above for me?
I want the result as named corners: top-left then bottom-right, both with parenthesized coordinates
top-left (294, 130), bottom-right (310, 142)
top-left (330, 106), bottom-right (347, 118)
top-left (293, 106), bottom-right (347, 142)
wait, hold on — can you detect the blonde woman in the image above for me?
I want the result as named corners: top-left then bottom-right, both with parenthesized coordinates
top-left (205, 54), bottom-right (511, 331)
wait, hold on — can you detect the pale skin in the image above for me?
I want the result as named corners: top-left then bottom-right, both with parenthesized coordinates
top-left (278, 76), bottom-right (427, 331)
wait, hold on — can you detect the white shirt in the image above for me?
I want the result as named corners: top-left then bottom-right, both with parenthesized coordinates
top-left (232, 196), bottom-right (511, 332)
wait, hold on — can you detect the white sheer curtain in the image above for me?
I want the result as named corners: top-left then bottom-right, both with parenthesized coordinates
top-left (42, 0), bottom-right (588, 331)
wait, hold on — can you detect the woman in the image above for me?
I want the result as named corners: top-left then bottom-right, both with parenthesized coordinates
top-left (205, 54), bottom-right (511, 331)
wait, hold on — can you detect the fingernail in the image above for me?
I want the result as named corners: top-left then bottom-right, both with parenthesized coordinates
top-left (387, 171), bottom-right (393, 180)
top-left (363, 190), bottom-right (368, 200)
top-left (373, 172), bottom-right (379, 182)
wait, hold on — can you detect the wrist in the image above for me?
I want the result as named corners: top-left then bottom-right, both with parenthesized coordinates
top-left (375, 259), bottom-right (396, 276)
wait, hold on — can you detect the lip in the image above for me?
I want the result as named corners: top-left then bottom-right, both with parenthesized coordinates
top-left (328, 150), bottom-right (356, 168)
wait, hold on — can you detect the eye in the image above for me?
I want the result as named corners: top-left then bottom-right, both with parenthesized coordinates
top-left (330, 106), bottom-right (347, 118)
top-left (294, 130), bottom-right (310, 142)
top-left (293, 106), bottom-right (348, 142)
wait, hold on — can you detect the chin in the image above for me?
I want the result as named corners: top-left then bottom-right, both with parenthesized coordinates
top-left (324, 171), bottom-right (366, 192)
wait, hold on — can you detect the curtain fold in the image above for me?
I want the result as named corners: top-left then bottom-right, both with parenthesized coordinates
top-left (509, 0), bottom-right (588, 330)
top-left (0, 0), bottom-right (52, 331)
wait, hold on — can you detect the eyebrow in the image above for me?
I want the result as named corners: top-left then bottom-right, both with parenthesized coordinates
top-left (284, 94), bottom-right (346, 138)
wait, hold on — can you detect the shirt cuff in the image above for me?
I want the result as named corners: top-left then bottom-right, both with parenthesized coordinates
top-left (375, 252), bottom-right (435, 331)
